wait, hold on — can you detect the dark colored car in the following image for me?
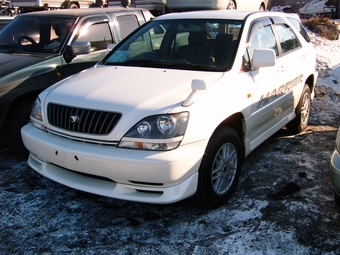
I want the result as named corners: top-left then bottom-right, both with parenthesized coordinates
top-left (0, 7), bottom-right (153, 156)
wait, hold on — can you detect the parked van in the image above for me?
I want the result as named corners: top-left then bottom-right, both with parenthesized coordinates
top-left (167, 0), bottom-right (267, 12)
top-left (108, 0), bottom-right (167, 16)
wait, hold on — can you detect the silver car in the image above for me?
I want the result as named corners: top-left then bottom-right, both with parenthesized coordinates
top-left (108, 0), bottom-right (167, 16)
top-left (330, 127), bottom-right (340, 205)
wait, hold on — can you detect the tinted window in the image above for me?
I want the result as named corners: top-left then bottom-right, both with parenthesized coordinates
top-left (117, 15), bottom-right (139, 39)
top-left (249, 25), bottom-right (278, 57)
top-left (75, 22), bottom-right (113, 52)
top-left (0, 17), bottom-right (76, 53)
top-left (287, 17), bottom-right (311, 43)
top-left (274, 23), bottom-right (301, 54)
top-left (103, 19), bottom-right (243, 71)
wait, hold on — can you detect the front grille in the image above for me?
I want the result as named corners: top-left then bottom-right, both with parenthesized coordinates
top-left (47, 103), bottom-right (121, 135)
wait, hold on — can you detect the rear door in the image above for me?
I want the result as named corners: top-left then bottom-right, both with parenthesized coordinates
top-left (271, 17), bottom-right (306, 120)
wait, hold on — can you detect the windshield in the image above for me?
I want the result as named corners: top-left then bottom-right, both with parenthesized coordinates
top-left (0, 16), bottom-right (76, 53)
top-left (102, 19), bottom-right (243, 71)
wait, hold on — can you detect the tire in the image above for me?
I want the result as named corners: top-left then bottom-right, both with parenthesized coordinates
top-left (226, 0), bottom-right (236, 10)
top-left (121, 0), bottom-right (131, 7)
top-left (69, 3), bottom-right (79, 8)
top-left (286, 84), bottom-right (311, 134)
top-left (6, 99), bottom-right (34, 159)
top-left (196, 127), bottom-right (243, 208)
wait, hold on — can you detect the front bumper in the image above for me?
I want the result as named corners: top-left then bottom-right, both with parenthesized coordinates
top-left (330, 148), bottom-right (340, 196)
top-left (22, 123), bottom-right (207, 204)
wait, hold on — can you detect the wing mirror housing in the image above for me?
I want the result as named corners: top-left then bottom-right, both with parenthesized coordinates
top-left (71, 41), bottom-right (91, 55)
top-left (252, 48), bottom-right (276, 68)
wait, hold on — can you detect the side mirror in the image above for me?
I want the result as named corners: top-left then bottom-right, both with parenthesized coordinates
top-left (182, 79), bottom-right (207, 107)
top-left (252, 48), bottom-right (276, 68)
top-left (106, 43), bottom-right (117, 55)
top-left (71, 41), bottom-right (91, 55)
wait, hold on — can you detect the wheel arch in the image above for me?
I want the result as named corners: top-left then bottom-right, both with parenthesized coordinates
top-left (305, 73), bottom-right (316, 98)
top-left (213, 112), bottom-right (245, 158)
top-left (2, 90), bottom-right (41, 131)
top-left (61, 0), bottom-right (80, 8)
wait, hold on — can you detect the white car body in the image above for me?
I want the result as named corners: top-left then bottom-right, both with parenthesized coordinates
top-left (22, 10), bottom-right (317, 208)
top-left (167, 0), bottom-right (266, 11)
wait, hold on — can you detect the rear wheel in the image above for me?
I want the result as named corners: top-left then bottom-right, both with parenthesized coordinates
top-left (69, 3), bottom-right (79, 8)
top-left (286, 84), bottom-right (311, 133)
top-left (196, 127), bottom-right (242, 208)
top-left (121, 0), bottom-right (131, 7)
top-left (226, 0), bottom-right (236, 10)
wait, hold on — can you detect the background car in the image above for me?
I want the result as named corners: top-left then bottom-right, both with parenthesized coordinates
top-left (0, 7), bottom-right (153, 157)
top-left (167, 0), bottom-right (267, 11)
top-left (108, 0), bottom-right (167, 16)
top-left (330, 127), bottom-right (340, 205)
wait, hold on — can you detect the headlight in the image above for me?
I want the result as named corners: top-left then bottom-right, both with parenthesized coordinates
top-left (118, 112), bottom-right (189, 151)
top-left (30, 97), bottom-right (46, 131)
top-left (31, 97), bottom-right (42, 121)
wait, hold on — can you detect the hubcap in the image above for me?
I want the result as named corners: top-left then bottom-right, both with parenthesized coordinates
top-left (211, 143), bottom-right (238, 195)
top-left (301, 92), bottom-right (310, 125)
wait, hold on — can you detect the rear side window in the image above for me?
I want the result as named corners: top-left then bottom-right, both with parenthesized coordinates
top-left (287, 17), bottom-right (311, 42)
top-left (117, 14), bottom-right (139, 39)
top-left (273, 23), bottom-right (301, 54)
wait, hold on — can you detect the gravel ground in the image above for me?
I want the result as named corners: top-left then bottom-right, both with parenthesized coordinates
top-left (1, 84), bottom-right (340, 255)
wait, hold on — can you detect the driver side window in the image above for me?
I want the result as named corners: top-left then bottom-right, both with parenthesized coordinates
top-left (75, 22), bottom-right (113, 52)
top-left (243, 20), bottom-right (277, 72)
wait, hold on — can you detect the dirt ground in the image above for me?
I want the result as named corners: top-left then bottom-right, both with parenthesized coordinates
top-left (1, 84), bottom-right (340, 254)
top-left (0, 9), bottom-right (340, 254)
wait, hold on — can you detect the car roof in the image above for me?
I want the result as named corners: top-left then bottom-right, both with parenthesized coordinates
top-left (16, 7), bottom-right (148, 18)
top-left (154, 10), bottom-right (296, 21)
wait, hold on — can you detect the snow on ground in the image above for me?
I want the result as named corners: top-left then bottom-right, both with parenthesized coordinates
top-left (310, 24), bottom-right (340, 92)
top-left (1, 22), bottom-right (340, 255)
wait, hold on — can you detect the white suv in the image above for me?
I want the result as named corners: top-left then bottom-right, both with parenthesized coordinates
top-left (22, 10), bottom-right (317, 208)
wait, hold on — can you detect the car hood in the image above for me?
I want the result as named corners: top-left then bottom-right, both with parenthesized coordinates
top-left (0, 52), bottom-right (55, 78)
top-left (44, 65), bottom-right (223, 133)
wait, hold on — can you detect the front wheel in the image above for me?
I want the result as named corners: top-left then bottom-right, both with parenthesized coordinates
top-left (196, 127), bottom-right (242, 208)
top-left (286, 84), bottom-right (311, 134)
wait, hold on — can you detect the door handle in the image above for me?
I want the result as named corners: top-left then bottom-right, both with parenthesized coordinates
top-left (277, 66), bottom-right (285, 72)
